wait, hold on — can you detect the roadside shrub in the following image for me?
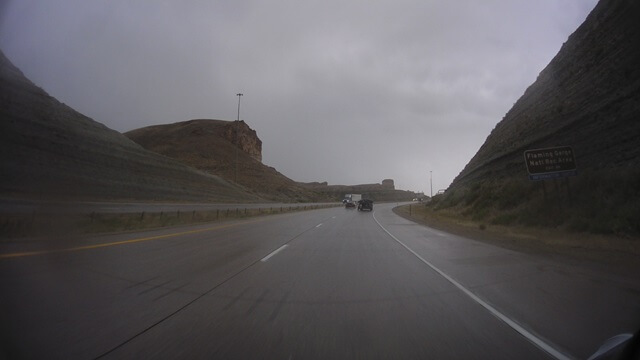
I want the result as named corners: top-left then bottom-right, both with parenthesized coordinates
top-left (496, 180), bottom-right (533, 210)
top-left (433, 189), bottom-right (464, 210)
top-left (491, 212), bottom-right (518, 226)
top-left (471, 207), bottom-right (489, 221)
top-left (428, 165), bottom-right (640, 237)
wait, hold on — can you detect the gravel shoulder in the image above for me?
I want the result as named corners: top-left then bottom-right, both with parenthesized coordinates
top-left (393, 203), bottom-right (640, 276)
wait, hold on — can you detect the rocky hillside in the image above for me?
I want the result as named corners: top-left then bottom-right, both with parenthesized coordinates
top-left (300, 179), bottom-right (416, 202)
top-left (0, 50), bottom-right (261, 203)
top-left (435, 0), bottom-right (640, 236)
top-left (125, 120), bottom-right (327, 202)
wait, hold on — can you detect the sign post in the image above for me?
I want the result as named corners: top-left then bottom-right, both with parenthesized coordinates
top-left (525, 146), bottom-right (577, 209)
top-left (524, 146), bottom-right (577, 181)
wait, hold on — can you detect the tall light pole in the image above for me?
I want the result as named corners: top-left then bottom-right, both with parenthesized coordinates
top-left (235, 93), bottom-right (243, 183)
top-left (430, 171), bottom-right (433, 198)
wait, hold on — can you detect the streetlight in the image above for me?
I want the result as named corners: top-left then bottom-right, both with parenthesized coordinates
top-left (430, 171), bottom-right (433, 198)
top-left (235, 93), bottom-right (243, 183)
top-left (236, 93), bottom-right (243, 121)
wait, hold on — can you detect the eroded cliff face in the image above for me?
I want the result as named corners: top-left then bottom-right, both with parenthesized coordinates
top-left (299, 179), bottom-right (414, 201)
top-left (381, 179), bottom-right (395, 190)
top-left (438, 0), bottom-right (640, 236)
top-left (0, 51), bottom-right (261, 202)
top-left (452, 0), bottom-right (640, 187)
top-left (222, 121), bottom-right (262, 162)
top-left (126, 119), bottom-right (327, 202)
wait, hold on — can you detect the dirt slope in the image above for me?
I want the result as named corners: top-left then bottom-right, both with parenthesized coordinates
top-left (0, 50), bottom-right (261, 203)
top-left (437, 0), bottom-right (640, 236)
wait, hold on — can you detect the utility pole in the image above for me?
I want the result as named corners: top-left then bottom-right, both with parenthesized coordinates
top-left (430, 170), bottom-right (433, 198)
top-left (235, 93), bottom-right (243, 183)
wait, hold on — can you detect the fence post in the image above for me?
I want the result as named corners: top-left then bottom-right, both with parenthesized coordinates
top-left (554, 179), bottom-right (563, 212)
top-left (565, 177), bottom-right (573, 206)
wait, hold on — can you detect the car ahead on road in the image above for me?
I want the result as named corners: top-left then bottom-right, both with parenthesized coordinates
top-left (345, 201), bottom-right (356, 209)
top-left (357, 199), bottom-right (373, 211)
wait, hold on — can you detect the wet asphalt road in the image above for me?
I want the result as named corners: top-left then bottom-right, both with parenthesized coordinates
top-left (1, 203), bottom-right (638, 359)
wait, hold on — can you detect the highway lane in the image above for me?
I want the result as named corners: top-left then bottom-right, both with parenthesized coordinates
top-left (1, 203), bottom-right (638, 359)
top-left (375, 207), bottom-right (640, 359)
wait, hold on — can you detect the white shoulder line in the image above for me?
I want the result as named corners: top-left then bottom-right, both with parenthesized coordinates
top-left (372, 211), bottom-right (573, 360)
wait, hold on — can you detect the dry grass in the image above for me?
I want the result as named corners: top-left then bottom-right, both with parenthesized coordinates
top-left (433, 167), bottom-right (640, 237)
top-left (395, 203), bottom-right (640, 269)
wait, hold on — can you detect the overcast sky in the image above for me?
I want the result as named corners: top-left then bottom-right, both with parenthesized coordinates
top-left (0, 0), bottom-right (597, 193)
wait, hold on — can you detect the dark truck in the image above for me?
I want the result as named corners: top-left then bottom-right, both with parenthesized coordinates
top-left (357, 199), bottom-right (373, 211)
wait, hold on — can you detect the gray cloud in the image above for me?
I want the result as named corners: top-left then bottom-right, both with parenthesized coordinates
top-left (0, 0), bottom-right (597, 193)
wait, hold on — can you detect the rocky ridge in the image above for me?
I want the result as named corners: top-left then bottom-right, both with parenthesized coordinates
top-left (299, 179), bottom-right (416, 202)
top-left (0, 50), bottom-right (261, 203)
top-left (440, 0), bottom-right (640, 236)
top-left (125, 120), bottom-right (327, 202)
top-left (453, 0), bottom-right (640, 186)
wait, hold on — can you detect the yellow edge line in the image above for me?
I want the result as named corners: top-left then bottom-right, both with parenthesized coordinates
top-left (0, 218), bottom-right (265, 259)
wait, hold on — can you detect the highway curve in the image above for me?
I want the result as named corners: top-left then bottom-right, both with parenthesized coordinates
top-left (1, 203), bottom-right (638, 359)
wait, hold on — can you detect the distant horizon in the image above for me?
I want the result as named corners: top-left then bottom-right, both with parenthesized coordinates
top-left (0, 0), bottom-right (598, 193)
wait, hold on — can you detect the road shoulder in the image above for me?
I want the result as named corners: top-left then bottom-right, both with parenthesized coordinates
top-left (393, 203), bottom-right (640, 276)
